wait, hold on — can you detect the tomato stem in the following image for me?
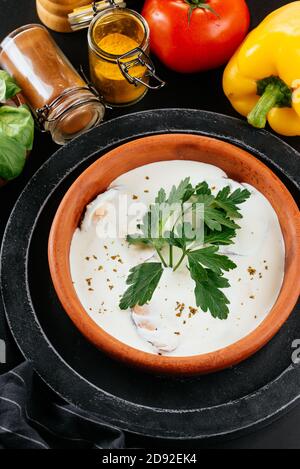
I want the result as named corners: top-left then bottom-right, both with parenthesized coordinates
top-left (184, 0), bottom-right (220, 24)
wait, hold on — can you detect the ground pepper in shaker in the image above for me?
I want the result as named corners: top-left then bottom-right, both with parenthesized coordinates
top-left (0, 24), bottom-right (105, 145)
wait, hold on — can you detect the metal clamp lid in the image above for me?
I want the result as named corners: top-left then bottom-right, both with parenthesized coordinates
top-left (117, 48), bottom-right (166, 90)
top-left (68, 0), bottom-right (126, 31)
top-left (35, 83), bottom-right (105, 130)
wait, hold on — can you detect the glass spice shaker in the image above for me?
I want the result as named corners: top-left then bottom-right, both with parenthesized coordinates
top-left (69, 2), bottom-right (166, 106)
top-left (0, 24), bottom-right (105, 145)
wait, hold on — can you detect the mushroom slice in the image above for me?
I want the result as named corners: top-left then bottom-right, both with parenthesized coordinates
top-left (132, 305), bottom-right (179, 354)
top-left (81, 188), bottom-right (123, 230)
top-left (80, 186), bottom-right (131, 240)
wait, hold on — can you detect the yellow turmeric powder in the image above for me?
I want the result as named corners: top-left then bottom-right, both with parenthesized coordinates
top-left (99, 33), bottom-right (140, 57)
top-left (89, 32), bottom-right (149, 105)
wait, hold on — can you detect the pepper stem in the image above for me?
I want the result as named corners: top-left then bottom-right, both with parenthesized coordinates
top-left (247, 84), bottom-right (282, 128)
top-left (247, 76), bottom-right (292, 129)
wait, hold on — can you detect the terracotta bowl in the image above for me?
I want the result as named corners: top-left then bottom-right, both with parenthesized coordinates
top-left (48, 134), bottom-right (300, 376)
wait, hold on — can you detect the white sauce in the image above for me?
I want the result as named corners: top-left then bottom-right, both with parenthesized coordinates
top-left (70, 161), bottom-right (285, 356)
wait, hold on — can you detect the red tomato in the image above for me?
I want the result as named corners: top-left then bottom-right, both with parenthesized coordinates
top-left (142, 0), bottom-right (250, 73)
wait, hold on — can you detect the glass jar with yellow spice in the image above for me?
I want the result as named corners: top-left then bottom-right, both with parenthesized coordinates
top-left (87, 7), bottom-right (165, 106)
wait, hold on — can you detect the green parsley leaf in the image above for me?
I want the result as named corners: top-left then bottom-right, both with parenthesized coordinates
top-left (204, 207), bottom-right (240, 232)
top-left (195, 181), bottom-right (212, 196)
top-left (167, 177), bottom-right (192, 204)
top-left (193, 193), bottom-right (214, 205)
top-left (204, 226), bottom-right (236, 245)
top-left (188, 255), bottom-right (208, 282)
top-left (194, 274), bottom-right (231, 320)
top-left (128, 179), bottom-right (193, 250)
top-left (119, 262), bottom-right (163, 310)
top-left (165, 222), bottom-right (197, 250)
top-left (193, 191), bottom-right (241, 232)
top-left (155, 188), bottom-right (167, 204)
top-left (207, 270), bottom-right (231, 289)
top-left (126, 234), bottom-right (152, 246)
top-left (229, 187), bottom-right (252, 204)
top-left (188, 256), bottom-right (231, 319)
top-left (122, 178), bottom-right (251, 318)
top-left (188, 246), bottom-right (237, 275)
top-left (215, 186), bottom-right (251, 219)
top-left (127, 205), bottom-right (163, 249)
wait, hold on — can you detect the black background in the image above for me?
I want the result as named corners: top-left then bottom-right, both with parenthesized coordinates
top-left (0, 0), bottom-right (299, 449)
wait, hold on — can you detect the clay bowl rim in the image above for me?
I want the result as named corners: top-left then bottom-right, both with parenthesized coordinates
top-left (48, 133), bottom-right (300, 376)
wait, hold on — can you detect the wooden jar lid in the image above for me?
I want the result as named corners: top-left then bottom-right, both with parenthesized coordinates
top-left (36, 0), bottom-right (91, 33)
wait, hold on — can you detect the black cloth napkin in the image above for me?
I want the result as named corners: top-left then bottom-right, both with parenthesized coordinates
top-left (0, 362), bottom-right (125, 449)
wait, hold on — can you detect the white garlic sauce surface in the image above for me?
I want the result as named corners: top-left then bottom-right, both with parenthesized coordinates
top-left (70, 161), bottom-right (285, 356)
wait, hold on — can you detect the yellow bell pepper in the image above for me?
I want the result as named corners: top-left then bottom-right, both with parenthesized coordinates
top-left (223, 1), bottom-right (300, 136)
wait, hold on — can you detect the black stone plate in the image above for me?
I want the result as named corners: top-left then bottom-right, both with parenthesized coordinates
top-left (1, 109), bottom-right (300, 441)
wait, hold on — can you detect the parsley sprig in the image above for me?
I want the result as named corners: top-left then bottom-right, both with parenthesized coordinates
top-left (120, 179), bottom-right (251, 319)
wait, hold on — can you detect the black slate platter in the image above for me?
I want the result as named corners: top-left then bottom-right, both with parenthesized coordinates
top-left (1, 109), bottom-right (300, 441)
